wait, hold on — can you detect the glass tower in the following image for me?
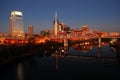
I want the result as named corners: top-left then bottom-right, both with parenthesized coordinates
top-left (10, 11), bottom-right (24, 39)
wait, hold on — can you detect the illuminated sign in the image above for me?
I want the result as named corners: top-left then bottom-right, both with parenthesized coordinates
top-left (11, 11), bottom-right (22, 16)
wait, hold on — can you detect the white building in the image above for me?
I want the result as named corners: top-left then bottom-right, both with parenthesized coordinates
top-left (10, 11), bottom-right (24, 39)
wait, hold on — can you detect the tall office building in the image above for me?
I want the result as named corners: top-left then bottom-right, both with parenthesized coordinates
top-left (53, 12), bottom-right (59, 36)
top-left (28, 25), bottom-right (34, 36)
top-left (10, 11), bottom-right (24, 39)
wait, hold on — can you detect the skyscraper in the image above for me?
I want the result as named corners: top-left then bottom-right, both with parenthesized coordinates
top-left (53, 12), bottom-right (59, 36)
top-left (10, 11), bottom-right (24, 39)
top-left (28, 25), bottom-right (34, 36)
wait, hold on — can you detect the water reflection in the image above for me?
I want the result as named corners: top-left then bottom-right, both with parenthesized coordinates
top-left (109, 42), bottom-right (120, 64)
top-left (73, 44), bottom-right (93, 53)
top-left (52, 40), bottom-right (119, 64)
top-left (0, 40), bottom-right (120, 80)
top-left (98, 47), bottom-right (102, 59)
top-left (17, 63), bottom-right (23, 80)
top-left (52, 42), bottom-right (119, 68)
top-left (54, 51), bottom-right (59, 70)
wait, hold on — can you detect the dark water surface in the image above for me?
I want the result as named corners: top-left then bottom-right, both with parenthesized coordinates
top-left (0, 45), bottom-right (120, 80)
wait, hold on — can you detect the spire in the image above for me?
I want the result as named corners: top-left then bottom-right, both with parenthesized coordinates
top-left (53, 11), bottom-right (59, 36)
top-left (55, 11), bottom-right (57, 21)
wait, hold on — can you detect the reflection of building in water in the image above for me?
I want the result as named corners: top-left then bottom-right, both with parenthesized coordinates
top-left (73, 43), bottom-right (93, 52)
top-left (98, 47), bottom-right (102, 59)
top-left (63, 46), bottom-right (68, 54)
top-left (54, 51), bottom-right (59, 70)
top-left (56, 58), bottom-right (58, 70)
top-left (54, 47), bottom-right (68, 70)
top-left (53, 53), bottom-right (117, 64)
top-left (17, 63), bottom-right (23, 80)
top-left (57, 46), bottom-right (69, 55)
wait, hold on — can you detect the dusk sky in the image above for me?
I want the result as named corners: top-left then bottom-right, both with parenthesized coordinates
top-left (0, 0), bottom-right (120, 33)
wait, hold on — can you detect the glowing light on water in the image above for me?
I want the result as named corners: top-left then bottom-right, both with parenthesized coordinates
top-left (17, 63), bottom-right (23, 80)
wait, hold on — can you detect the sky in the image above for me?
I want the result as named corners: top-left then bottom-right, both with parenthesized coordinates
top-left (0, 0), bottom-right (120, 34)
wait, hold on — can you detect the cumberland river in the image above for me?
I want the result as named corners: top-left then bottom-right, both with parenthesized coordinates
top-left (0, 43), bottom-right (120, 80)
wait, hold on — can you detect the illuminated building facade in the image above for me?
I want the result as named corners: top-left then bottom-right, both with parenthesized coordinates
top-left (109, 32), bottom-right (120, 37)
top-left (53, 12), bottom-right (59, 36)
top-left (81, 25), bottom-right (89, 32)
top-left (28, 25), bottom-right (34, 36)
top-left (60, 22), bottom-right (66, 31)
top-left (101, 32), bottom-right (108, 37)
top-left (10, 11), bottom-right (24, 39)
top-left (52, 12), bottom-right (71, 37)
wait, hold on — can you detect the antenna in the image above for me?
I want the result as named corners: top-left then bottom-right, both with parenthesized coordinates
top-left (55, 11), bottom-right (57, 18)
top-left (55, 11), bottom-right (58, 20)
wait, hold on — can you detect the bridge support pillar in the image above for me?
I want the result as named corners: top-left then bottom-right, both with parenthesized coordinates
top-left (98, 36), bottom-right (101, 48)
top-left (64, 38), bottom-right (68, 47)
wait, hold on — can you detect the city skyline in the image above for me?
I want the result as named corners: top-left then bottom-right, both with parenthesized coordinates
top-left (0, 0), bottom-right (120, 34)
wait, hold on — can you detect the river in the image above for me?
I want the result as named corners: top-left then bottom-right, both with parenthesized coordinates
top-left (0, 44), bottom-right (120, 80)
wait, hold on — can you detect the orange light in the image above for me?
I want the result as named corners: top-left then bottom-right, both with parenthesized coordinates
top-left (11, 40), bottom-right (14, 44)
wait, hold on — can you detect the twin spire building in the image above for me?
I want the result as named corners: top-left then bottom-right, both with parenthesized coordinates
top-left (53, 12), bottom-right (59, 36)
top-left (53, 12), bottom-right (70, 36)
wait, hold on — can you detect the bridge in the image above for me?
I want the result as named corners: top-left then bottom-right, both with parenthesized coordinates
top-left (52, 49), bottom-right (120, 70)
top-left (51, 34), bottom-right (120, 65)
top-left (49, 36), bottom-right (120, 45)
